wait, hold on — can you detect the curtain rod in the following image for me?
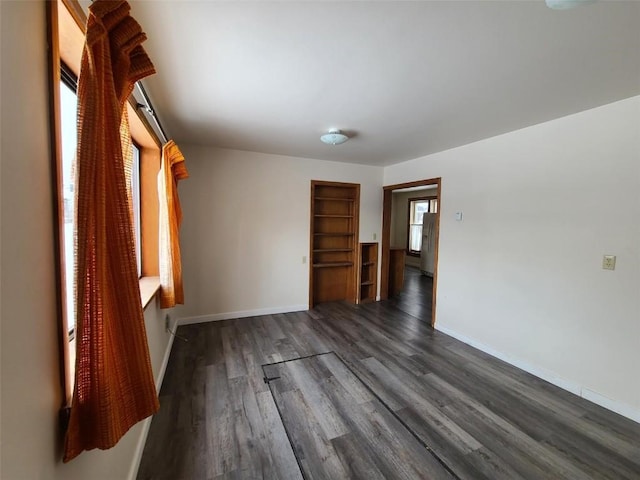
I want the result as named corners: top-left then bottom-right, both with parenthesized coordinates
top-left (134, 82), bottom-right (169, 145)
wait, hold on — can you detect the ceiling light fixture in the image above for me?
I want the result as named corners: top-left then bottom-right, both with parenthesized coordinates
top-left (320, 129), bottom-right (349, 145)
top-left (545, 0), bottom-right (597, 10)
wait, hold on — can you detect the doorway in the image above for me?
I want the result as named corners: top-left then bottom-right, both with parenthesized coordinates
top-left (380, 178), bottom-right (441, 327)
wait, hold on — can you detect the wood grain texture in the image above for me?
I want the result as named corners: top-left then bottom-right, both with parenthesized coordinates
top-left (389, 266), bottom-right (433, 323)
top-left (266, 353), bottom-right (455, 479)
top-left (138, 294), bottom-right (640, 479)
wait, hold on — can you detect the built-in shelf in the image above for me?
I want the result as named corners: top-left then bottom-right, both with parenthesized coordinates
top-left (313, 262), bottom-right (353, 268)
top-left (314, 197), bottom-right (355, 202)
top-left (313, 232), bottom-right (354, 236)
top-left (358, 242), bottom-right (378, 304)
top-left (310, 181), bottom-right (360, 307)
top-left (313, 248), bottom-right (353, 253)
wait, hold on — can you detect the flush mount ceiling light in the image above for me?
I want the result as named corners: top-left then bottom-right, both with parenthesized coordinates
top-left (545, 0), bottom-right (597, 9)
top-left (320, 129), bottom-right (349, 145)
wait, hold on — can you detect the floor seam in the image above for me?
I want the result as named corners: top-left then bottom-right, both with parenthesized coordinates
top-left (263, 351), bottom-right (461, 480)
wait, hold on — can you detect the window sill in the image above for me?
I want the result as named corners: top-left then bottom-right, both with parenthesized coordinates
top-left (139, 276), bottom-right (161, 309)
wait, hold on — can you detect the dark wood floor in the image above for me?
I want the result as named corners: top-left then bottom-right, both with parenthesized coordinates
top-left (264, 352), bottom-right (455, 479)
top-left (388, 266), bottom-right (433, 322)
top-left (138, 292), bottom-right (640, 479)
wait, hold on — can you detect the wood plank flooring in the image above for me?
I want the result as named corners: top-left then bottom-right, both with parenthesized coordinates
top-left (388, 266), bottom-right (433, 323)
top-left (138, 299), bottom-right (640, 479)
top-left (264, 352), bottom-right (455, 479)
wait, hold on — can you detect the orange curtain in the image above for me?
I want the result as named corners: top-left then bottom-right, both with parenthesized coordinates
top-left (158, 141), bottom-right (189, 308)
top-left (64, 0), bottom-right (159, 462)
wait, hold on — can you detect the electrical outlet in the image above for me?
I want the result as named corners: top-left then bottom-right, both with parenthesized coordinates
top-left (373, 233), bottom-right (377, 240)
top-left (302, 256), bottom-right (307, 264)
top-left (602, 255), bottom-right (616, 271)
top-left (165, 314), bottom-right (171, 332)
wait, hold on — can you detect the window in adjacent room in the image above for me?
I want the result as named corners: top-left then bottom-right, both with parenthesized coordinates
top-left (408, 197), bottom-right (438, 255)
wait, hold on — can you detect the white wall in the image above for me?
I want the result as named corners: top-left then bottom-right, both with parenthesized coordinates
top-left (178, 146), bottom-right (384, 321)
top-left (384, 96), bottom-right (640, 421)
top-left (0, 2), bottom-right (174, 478)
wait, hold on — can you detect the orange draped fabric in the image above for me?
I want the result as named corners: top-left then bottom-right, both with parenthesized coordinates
top-left (64, 0), bottom-right (159, 462)
top-left (158, 141), bottom-right (189, 308)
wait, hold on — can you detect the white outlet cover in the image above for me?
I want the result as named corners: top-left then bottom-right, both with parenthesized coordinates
top-left (602, 255), bottom-right (616, 270)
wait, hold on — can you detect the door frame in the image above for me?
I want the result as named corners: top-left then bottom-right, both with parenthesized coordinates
top-left (380, 178), bottom-right (441, 327)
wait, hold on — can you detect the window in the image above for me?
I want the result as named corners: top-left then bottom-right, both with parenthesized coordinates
top-left (58, 67), bottom-right (143, 342)
top-left (408, 197), bottom-right (438, 255)
top-left (132, 143), bottom-right (142, 276)
top-left (58, 68), bottom-right (144, 396)
top-left (59, 70), bottom-right (78, 340)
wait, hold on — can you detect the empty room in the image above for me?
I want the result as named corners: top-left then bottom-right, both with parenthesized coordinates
top-left (1, 0), bottom-right (639, 479)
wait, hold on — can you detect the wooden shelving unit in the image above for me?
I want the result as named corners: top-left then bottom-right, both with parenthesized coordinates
top-left (358, 242), bottom-right (378, 304)
top-left (310, 181), bottom-right (360, 307)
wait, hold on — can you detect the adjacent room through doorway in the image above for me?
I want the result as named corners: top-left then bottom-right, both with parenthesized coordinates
top-left (381, 179), bottom-right (441, 326)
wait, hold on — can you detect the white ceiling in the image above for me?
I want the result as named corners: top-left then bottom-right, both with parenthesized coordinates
top-left (128, 0), bottom-right (640, 166)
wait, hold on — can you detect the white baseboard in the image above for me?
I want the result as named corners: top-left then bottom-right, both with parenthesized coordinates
top-left (128, 317), bottom-right (179, 480)
top-left (155, 317), bottom-right (178, 391)
top-left (179, 304), bottom-right (308, 325)
top-left (128, 418), bottom-right (153, 480)
top-left (581, 388), bottom-right (640, 424)
top-left (436, 325), bottom-right (640, 425)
